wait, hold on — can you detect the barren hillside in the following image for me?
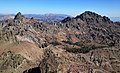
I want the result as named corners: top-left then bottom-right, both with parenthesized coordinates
top-left (0, 11), bottom-right (120, 73)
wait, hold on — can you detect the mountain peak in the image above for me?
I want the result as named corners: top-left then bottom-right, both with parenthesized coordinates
top-left (16, 12), bottom-right (22, 16)
top-left (75, 11), bottom-right (112, 24)
top-left (14, 12), bottom-right (25, 20)
top-left (75, 11), bottom-right (100, 19)
top-left (82, 11), bottom-right (95, 15)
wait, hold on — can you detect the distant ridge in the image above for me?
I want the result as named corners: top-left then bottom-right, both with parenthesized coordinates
top-left (0, 13), bottom-right (120, 22)
top-left (25, 13), bottom-right (70, 23)
top-left (110, 17), bottom-right (120, 22)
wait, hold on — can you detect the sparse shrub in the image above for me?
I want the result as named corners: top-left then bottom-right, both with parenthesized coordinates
top-left (49, 41), bottom-right (61, 46)
top-left (73, 42), bottom-right (83, 46)
top-left (62, 40), bottom-right (74, 45)
top-left (64, 46), bottom-right (92, 54)
top-left (64, 44), bottom-right (107, 54)
top-left (62, 40), bottom-right (83, 46)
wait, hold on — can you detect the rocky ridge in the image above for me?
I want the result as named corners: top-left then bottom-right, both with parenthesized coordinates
top-left (0, 11), bottom-right (120, 73)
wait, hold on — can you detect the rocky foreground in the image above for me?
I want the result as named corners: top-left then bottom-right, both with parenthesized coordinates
top-left (0, 11), bottom-right (120, 73)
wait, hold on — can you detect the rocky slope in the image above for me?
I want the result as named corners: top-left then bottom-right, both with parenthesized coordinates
top-left (0, 15), bottom-right (14, 21)
top-left (0, 11), bottom-right (120, 73)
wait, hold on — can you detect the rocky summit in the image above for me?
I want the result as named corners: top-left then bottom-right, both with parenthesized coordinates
top-left (0, 11), bottom-right (120, 73)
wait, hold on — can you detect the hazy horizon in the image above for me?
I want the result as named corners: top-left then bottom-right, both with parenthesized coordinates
top-left (0, 0), bottom-right (120, 17)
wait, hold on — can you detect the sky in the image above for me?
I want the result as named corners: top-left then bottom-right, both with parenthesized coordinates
top-left (0, 0), bottom-right (120, 17)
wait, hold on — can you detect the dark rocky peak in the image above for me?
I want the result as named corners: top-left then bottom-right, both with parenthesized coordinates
top-left (76, 11), bottom-right (101, 19)
top-left (75, 11), bottom-right (112, 24)
top-left (14, 12), bottom-right (38, 24)
top-left (75, 11), bottom-right (102, 21)
top-left (61, 11), bottom-right (112, 24)
top-left (61, 17), bottom-right (72, 23)
top-left (14, 12), bottom-right (25, 20)
top-left (16, 12), bottom-right (22, 16)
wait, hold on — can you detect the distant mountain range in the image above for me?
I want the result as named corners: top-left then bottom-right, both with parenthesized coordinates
top-left (0, 14), bottom-right (120, 22)
top-left (25, 14), bottom-right (70, 23)
top-left (110, 17), bottom-right (120, 22)
top-left (0, 15), bottom-right (14, 21)
top-left (0, 14), bottom-right (70, 23)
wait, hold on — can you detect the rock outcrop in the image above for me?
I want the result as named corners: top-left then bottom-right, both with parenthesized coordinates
top-left (0, 11), bottom-right (120, 73)
top-left (14, 12), bottom-right (24, 20)
top-left (0, 51), bottom-right (27, 73)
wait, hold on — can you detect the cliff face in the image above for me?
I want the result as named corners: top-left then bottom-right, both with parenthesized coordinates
top-left (0, 11), bottom-right (120, 73)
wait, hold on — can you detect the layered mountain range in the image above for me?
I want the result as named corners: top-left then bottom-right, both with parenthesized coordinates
top-left (0, 11), bottom-right (120, 73)
top-left (25, 13), bottom-right (70, 23)
top-left (0, 13), bottom-right (69, 23)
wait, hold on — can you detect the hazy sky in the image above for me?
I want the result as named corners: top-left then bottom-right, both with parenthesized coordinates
top-left (0, 0), bottom-right (120, 17)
